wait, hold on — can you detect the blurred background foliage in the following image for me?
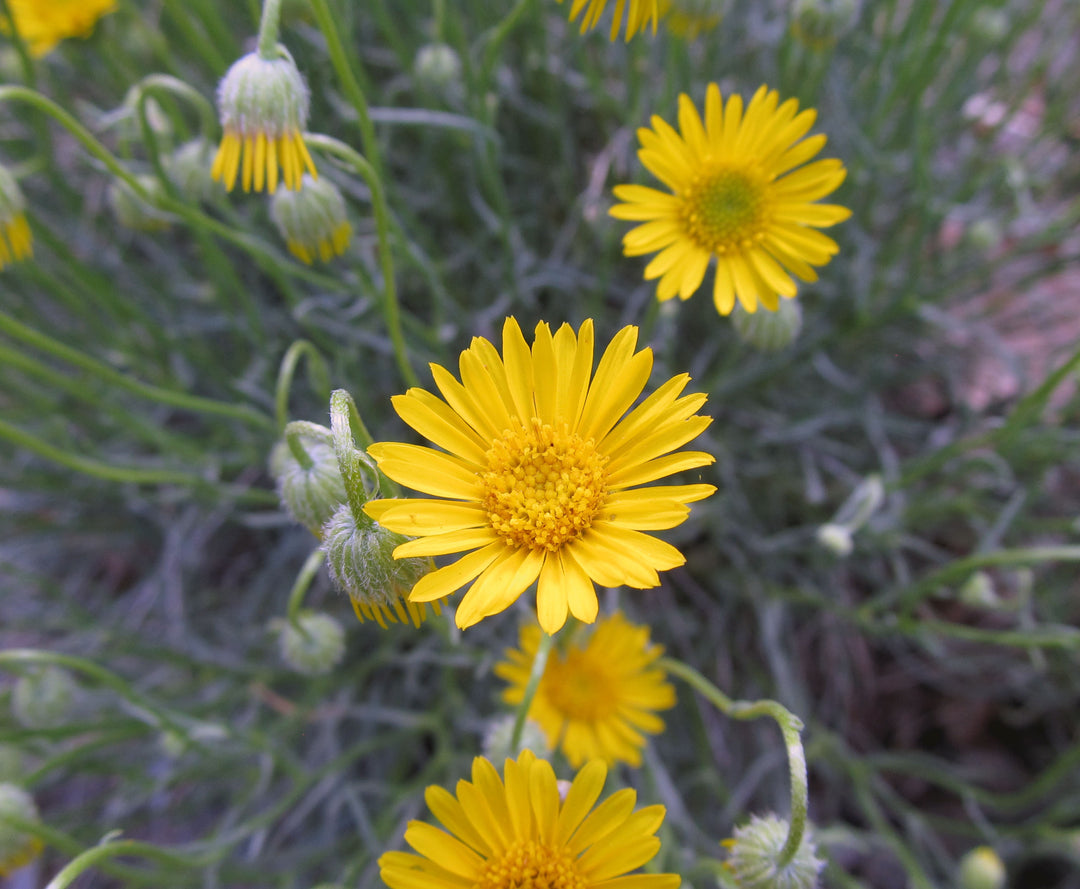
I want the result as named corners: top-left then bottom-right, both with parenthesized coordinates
top-left (1, 0), bottom-right (1079, 887)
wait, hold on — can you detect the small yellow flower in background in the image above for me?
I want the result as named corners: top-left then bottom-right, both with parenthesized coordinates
top-left (211, 50), bottom-right (317, 194)
top-left (379, 750), bottom-right (681, 889)
top-left (659, 0), bottom-right (729, 40)
top-left (364, 317), bottom-right (716, 635)
top-left (0, 783), bottom-right (43, 877)
top-left (496, 612), bottom-right (675, 767)
top-left (557, 0), bottom-right (660, 41)
top-left (2, 0), bottom-right (116, 57)
top-left (611, 83), bottom-right (851, 315)
top-left (270, 173), bottom-right (352, 264)
top-left (0, 164), bottom-right (32, 270)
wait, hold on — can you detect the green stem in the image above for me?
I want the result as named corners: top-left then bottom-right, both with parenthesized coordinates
top-left (308, 0), bottom-right (383, 179)
top-left (275, 340), bottom-right (331, 433)
top-left (44, 838), bottom-right (209, 889)
top-left (305, 133), bottom-right (420, 388)
top-left (256, 0), bottom-right (284, 58)
top-left (286, 548), bottom-right (328, 624)
top-left (658, 656), bottom-right (809, 870)
top-left (284, 420), bottom-right (334, 468)
top-left (0, 309), bottom-right (273, 431)
top-left (509, 630), bottom-right (553, 754)
top-left (134, 74), bottom-right (218, 140)
top-left (329, 389), bottom-right (378, 519)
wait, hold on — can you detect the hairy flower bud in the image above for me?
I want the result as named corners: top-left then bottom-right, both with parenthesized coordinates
top-left (958, 847), bottom-right (1006, 889)
top-left (12, 665), bottom-right (77, 729)
top-left (789, 0), bottom-right (861, 49)
top-left (0, 784), bottom-right (43, 877)
top-left (731, 298), bottom-right (803, 352)
top-left (723, 814), bottom-right (824, 889)
top-left (271, 429), bottom-right (348, 538)
top-left (211, 49), bottom-right (317, 193)
top-left (275, 611), bottom-right (347, 675)
top-left (483, 715), bottom-right (550, 763)
top-left (0, 163), bottom-right (32, 269)
top-left (270, 174), bottom-right (352, 264)
top-left (108, 174), bottom-right (174, 232)
top-left (321, 506), bottom-right (439, 628)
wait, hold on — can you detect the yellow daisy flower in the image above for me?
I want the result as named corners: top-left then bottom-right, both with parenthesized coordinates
top-left (3, 0), bottom-right (116, 57)
top-left (610, 83), bottom-right (852, 315)
top-left (557, 0), bottom-right (660, 41)
top-left (496, 612), bottom-right (675, 767)
top-left (0, 165), bottom-right (32, 270)
top-left (379, 750), bottom-right (681, 889)
top-left (363, 317), bottom-right (716, 635)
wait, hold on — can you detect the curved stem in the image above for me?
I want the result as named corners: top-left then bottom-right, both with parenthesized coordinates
top-left (275, 340), bottom-right (332, 433)
top-left (305, 133), bottom-right (420, 388)
top-left (45, 838), bottom-right (209, 889)
top-left (509, 631), bottom-right (553, 755)
top-left (134, 74), bottom-right (218, 140)
top-left (658, 656), bottom-right (809, 869)
top-left (286, 548), bottom-right (328, 625)
top-left (329, 389), bottom-right (378, 519)
top-left (256, 0), bottom-right (285, 58)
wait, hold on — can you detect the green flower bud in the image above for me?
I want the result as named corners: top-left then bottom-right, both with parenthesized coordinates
top-left (958, 846), bottom-right (1006, 889)
top-left (958, 571), bottom-right (997, 608)
top-left (789, 0), bottom-right (861, 49)
top-left (0, 746), bottom-right (23, 784)
top-left (166, 139), bottom-right (217, 204)
top-left (723, 814), bottom-right (824, 889)
top-left (815, 522), bottom-right (853, 557)
top-left (483, 715), bottom-right (550, 763)
top-left (108, 174), bottom-right (174, 232)
top-left (731, 298), bottom-right (803, 352)
top-left (413, 44), bottom-right (463, 100)
top-left (270, 430), bottom-right (348, 538)
top-left (12, 665), bottom-right (77, 729)
top-left (270, 174), bottom-right (352, 264)
top-left (321, 505), bottom-right (438, 628)
top-left (212, 49), bottom-right (317, 193)
top-left (275, 611), bottom-right (346, 675)
top-left (0, 162), bottom-right (32, 269)
top-left (0, 783), bottom-right (43, 877)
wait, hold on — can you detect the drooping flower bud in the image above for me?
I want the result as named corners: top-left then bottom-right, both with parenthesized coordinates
top-left (958, 846), bottom-right (1006, 889)
top-left (166, 139), bottom-right (217, 204)
top-left (108, 174), bottom-right (174, 232)
top-left (270, 174), bottom-right (352, 264)
top-left (723, 814), bottom-right (824, 889)
top-left (275, 611), bottom-right (346, 675)
top-left (0, 163), bottom-right (32, 270)
top-left (270, 425), bottom-right (348, 538)
top-left (413, 44), bottom-right (463, 102)
top-left (789, 0), bottom-right (861, 50)
top-left (321, 505), bottom-right (438, 628)
top-left (731, 298), bottom-right (803, 352)
top-left (211, 49), bottom-right (317, 194)
top-left (483, 715), bottom-right (550, 763)
top-left (12, 665), bottom-right (77, 729)
top-left (0, 784), bottom-right (43, 877)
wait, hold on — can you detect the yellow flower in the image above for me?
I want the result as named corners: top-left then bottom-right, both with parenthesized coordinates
top-left (211, 51), bottom-right (317, 194)
top-left (659, 0), bottom-right (728, 39)
top-left (364, 317), bottom-right (716, 635)
top-left (557, 0), bottom-right (660, 41)
top-left (3, 0), bottom-right (116, 57)
top-left (611, 84), bottom-right (851, 315)
top-left (0, 165), bottom-right (32, 270)
top-left (496, 612), bottom-right (675, 767)
top-left (379, 750), bottom-right (680, 889)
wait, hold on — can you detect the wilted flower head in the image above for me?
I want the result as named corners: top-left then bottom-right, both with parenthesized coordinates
top-left (3, 0), bottom-right (116, 57)
top-left (270, 174), bottom-right (351, 264)
top-left (0, 783), bottom-right (43, 877)
top-left (0, 164), bottom-right (32, 270)
top-left (211, 49), bottom-right (317, 194)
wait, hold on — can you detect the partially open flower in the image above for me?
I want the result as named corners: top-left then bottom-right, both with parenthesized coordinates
top-left (270, 174), bottom-right (351, 264)
top-left (0, 164), bottom-right (32, 270)
top-left (211, 49), bottom-right (317, 194)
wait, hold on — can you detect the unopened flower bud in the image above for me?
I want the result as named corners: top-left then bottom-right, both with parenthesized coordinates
top-left (321, 506), bottom-right (439, 628)
top-left (270, 174), bottom-right (352, 264)
top-left (0, 163), bottom-right (32, 269)
top-left (958, 571), bottom-right (997, 608)
top-left (276, 611), bottom-right (346, 675)
top-left (211, 50), bottom-right (317, 193)
top-left (12, 665), bottom-right (77, 729)
top-left (166, 139), bottom-right (216, 204)
top-left (0, 783), bottom-right (43, 877)
top-left (660, 0), bottom-right (730, 40)
top-left (958, 846), bottom-right (1006, 889)
top-left (789, 0), bottom-right (861, 49)
top-left (815, 522), bottom-right (853, 557)
top-left (723, 814), bottom-right (824, 889)
top-left (731, 298), bottom-right (803, 352)
top-left (413, 44), bottom-right (463, 100)
top-left (271, 430), bottom-right (348, 538)
top-left (108, 174), bottom-right (173, 232)
top-left (483, 715), bottom-right (550, 763)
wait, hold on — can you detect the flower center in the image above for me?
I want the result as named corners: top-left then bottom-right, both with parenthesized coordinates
top-left (681, 166), bottom-right (768, 254)
top-left (476, 839), bottom-right (587, 889)
top-left (480, 419), bottom-right (608, 553)
top-left (543, 649), bottom-right (618, 721)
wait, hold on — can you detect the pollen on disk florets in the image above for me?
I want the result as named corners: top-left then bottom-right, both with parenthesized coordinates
top-left (480, 419), bottom-right (609, 553)
top-left (682, 167), bottom-right (769, 255)
top-left (321, 505), bottom-right (439, 628)
top-left (479, 840), bottom-right (588, 889)
top-left (270, 173), bottom-right (352, 264)
top-left (211, 50), bottom-right (317, 194)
